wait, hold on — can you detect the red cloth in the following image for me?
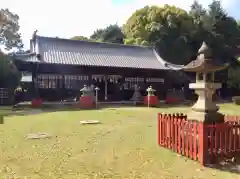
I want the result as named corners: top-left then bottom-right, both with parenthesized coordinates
top-left (31, 98), bottom-right (43, 107)
top-left (144, 96), bottom-right (159, 106)
top-left (79, 96), bottom-right (94, 108)
top-left (165, 97), bottom-right (181, 104)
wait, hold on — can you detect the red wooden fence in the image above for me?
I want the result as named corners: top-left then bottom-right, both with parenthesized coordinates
top-left (157, 113), bottom-right (240, 166)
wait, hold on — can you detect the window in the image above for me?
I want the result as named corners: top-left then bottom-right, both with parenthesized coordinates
top-left (146, 78), bottom-right (164, 83)
top-left (37, 74), bottom-right (62, 89)
top-left (0, 88), bottom-right (9, 105)
top-left (124, 77), bottom-right (145, 89)
top-left (64, 75), bottom-right (88, 89)
top-left (37, 75), bottom-right (48, 88)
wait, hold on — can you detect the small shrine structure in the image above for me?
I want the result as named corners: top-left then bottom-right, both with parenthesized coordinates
top-left (79, 85), bottom-right (95, 108)
top-left (144, 86), bottom-right (159, 107)
top-left (130, 85), bottom-right (143, 104)
top-left (183, 42), bottom-right (228, 123)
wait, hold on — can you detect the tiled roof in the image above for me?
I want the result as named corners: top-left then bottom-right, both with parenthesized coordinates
top-left (38, 36), bottom-right (169, 70)
top-left (12, 53), bottom-right (39, 62)
top-left (16, 36), bottom-right (170, 70)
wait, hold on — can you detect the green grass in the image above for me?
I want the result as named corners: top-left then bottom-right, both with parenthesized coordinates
top-left (0, 104), bottom-right (239, 179)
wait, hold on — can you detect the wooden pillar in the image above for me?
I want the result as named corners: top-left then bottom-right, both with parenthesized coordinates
top-left (203, 73), bottom-right (207, 82)
top-left (104, 75), bottom-right (108, 101)
top-left (196, 73), bottom-right (199, 82)
top-left (198, 122), bottom-right (208, 166)
top-left (61, 75), bottom-right (65, 99)
top-left (32, 63), bottom-right (38, 98)
top-left (211, 72), bottom-right (215, 82)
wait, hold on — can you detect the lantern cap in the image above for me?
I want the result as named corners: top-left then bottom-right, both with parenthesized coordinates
top-left (80, 85), bottom-right (92, 92)
top-left (197, 41), bottom-right (212, 57)
top-left (183, 41), bottom-right (228, 73)
top-left (146, 86), bottom-right (156, 92)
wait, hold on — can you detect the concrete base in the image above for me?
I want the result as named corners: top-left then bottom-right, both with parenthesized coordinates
top-left (187, 110), bottom-right (224, 124)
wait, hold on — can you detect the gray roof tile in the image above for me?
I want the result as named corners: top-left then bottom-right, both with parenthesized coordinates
top-left (13, 53), bottom-right (39, 62)
top-left (36, 36), bottom-right (168, 70)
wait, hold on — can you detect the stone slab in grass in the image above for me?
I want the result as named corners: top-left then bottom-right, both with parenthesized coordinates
top-left (26, 132), bottom-right (52, 140)
top-left (80, 120), bottom-right (101, 125)
top-left (14, 109), bottom-right (43, 116)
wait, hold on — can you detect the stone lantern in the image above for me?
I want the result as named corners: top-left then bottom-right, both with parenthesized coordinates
top-left (79, 85), bottom-right (94, 108)
top-left (147, 86), bottom-right (156, 95)
top-left (80, 85), bottom-right (93, 97)
top-left (130, 85), bottom-right (143, 104)
top-left (144, 86), bottom-right (159, 107)
top-left (183, 42), bottom-right (228, 123)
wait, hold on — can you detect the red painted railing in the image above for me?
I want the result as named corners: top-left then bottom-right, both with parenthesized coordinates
top-left (157, 114), bottom-right (240, 166)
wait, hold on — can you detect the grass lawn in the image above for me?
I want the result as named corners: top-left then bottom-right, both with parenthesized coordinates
top-left (0, 104), bottom-right (239, 179)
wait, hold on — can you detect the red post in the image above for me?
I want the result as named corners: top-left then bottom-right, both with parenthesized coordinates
top-left (174, 116), bottom-right (178, 152)
top-left (177, 118), bottom-right (181, 153)
top-left (198, 122), bottom-right (208, 166)
top-left (189, 121), bottom-right (193, 159)
top-left (158, 113), bottom-right (161, 146)
top-left (193, 121), bottom-right (197, 160)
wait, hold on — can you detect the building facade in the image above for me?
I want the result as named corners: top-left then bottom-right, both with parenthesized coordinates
top-left (13, 35), bottom-right (183, 101)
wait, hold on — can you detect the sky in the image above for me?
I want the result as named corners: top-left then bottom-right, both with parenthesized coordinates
top-left (1, 0), bottom-right (240, 50)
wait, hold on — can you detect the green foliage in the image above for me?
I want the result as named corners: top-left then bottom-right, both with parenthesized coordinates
top-left (70, 36), bottom-right (89, 41)
top-left (71, 0), bottom-right (240, 70)
top-left (0, 52), bottom-right (21, 90)
top-left (124, 38), bottom-right (149, 46)
top-left (190, 0), bottom-right (240, 65)
top-left (0, 9), bottom-right (23, 50)
top-left (124, 38), bottom-right (135, 45)
top-left (90, 24), bottom-right (124, 44)
top-left (122, 1), bottom-right (240, 65)
top-left (227, 67), bottom-right (240, 88)
top-left (123, 5), bottom-right (196, 64)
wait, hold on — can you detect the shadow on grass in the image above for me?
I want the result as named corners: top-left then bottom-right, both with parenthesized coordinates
top-left (205, 155), bottom-right (240, 174)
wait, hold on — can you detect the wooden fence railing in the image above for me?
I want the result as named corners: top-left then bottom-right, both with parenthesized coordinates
top-left (157, 113), bottom-right (240, 165)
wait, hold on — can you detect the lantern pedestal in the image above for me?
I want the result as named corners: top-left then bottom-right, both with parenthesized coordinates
top-left (144, 96), bottom-right (159, 106)
top-left (187, 82), bottom-right (224, 123)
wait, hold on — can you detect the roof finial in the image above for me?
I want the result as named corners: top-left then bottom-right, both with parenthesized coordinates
top-left (32, 30), bottom-right (38, 40)
top-left (198, 41), bottom-right (212, 58)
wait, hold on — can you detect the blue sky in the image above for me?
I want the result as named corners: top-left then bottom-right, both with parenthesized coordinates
top-left (1, 0), bottom-right (239, 50)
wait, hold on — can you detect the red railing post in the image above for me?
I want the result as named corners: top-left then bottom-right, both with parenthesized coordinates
top-left (158, 113), bottom-right (161, 146)
top-left (198, 122), bottom-right (208, 166)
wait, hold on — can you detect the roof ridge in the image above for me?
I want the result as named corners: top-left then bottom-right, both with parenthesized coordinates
top-left (36, 35), bottom-right (153, 49)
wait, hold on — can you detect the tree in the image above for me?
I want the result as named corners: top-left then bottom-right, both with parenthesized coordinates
top-left (0, 52), bottom-right (21, 90)
top-left (123, 1), bottom-right (240, 66)
top-left (90, 24), bottom-right (124, 44)
top-left (70, 36), bottom-right (89, 41)
top-left (190, 0), bottom-right (240, 65)
top-left (123, 5), bottom-right (195, 64)
top-left (227, 66), bottom-right (240, 89)
top-left (0, 9), bottom-right (23, 50)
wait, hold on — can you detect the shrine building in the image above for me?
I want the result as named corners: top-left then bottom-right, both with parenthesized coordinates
top-left (12, 35), bottom-right (182, 101)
